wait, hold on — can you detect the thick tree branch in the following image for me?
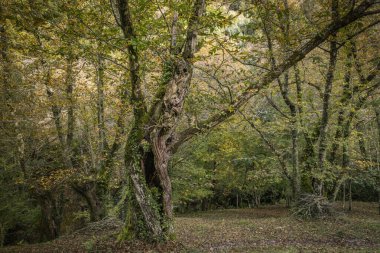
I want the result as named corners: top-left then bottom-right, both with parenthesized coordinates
top-left (239, 111), bottom-right (291, 180)
top-left (172, 0), bottom-right (377, 151)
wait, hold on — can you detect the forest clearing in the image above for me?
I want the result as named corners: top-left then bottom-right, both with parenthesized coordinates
top-left (1, 0), bottom-right (380, 252)
top-left (2, 202), bottom-right (379, 252)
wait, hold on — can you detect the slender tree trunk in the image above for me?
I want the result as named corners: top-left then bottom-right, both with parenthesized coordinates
top-left (45, 72), bottom-right (73, 169)
top-left (66, 57), bottom-right (75, 164)
top-left (357, 127), bottom-right (367, 158)
top-left (286, 196), bottom-right (290, 208)
top-left (332, 176), bottom-right (346, 202)
top-left (330, 44), bottom-right (353, 163)
top-left (279, 0), bottom-right (300, 200)
top-left (378, 190), bottom-right (380, 215)
top-left (291, 120), bottom-right (300, 198)
top-left (295, 65), bottom-right (316, 192)
top-left (316, 33), bottom-right (338, 195)
top-left (348, 179), bottom-right (352, 211)
top-left (374, 107), bottom-right (380, 214)
top-left (262, 14), bottom-right (300, 199)
top-left (96, 54), bottom-right (107, 171)
top-left (328, 48), bottom-right (353, 202)
top-left (343, 181), bottom-right (346, 209)
top-left (0, 224), bottom-right (5, 247)
top-left (256, 195), bottom-right (261, 207)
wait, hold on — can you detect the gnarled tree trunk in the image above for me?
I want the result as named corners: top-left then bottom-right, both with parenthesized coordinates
top-left (111, 0), bottom-right (205, 241)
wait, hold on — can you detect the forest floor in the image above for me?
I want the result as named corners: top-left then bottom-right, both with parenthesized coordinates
top-left (1, 202), bottom-right (379, 253)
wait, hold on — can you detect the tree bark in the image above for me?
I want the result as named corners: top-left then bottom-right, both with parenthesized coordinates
top-left (343, 181), bottom-right (346, 209)
top-left (112, 0), bottom-right (205, 241)
top-left (124, 128), bottom-right (163, 239)
top-left (332, 176), bottom-right (346, 202)
top-left (316, 26), bottom-right (338, 195)
top-left (66, 57), bottom-right (75, 165)
top-left (96, 54), bottom-right (107, 171)
top-left (348, 179), bottom-right (352, 211)
top-left (374, 107), bottom-right (380, 214)
top-left (330, 44), bottom-right (354, 163)
top-left (0, 224), bottom-right (5, 247)
top-left (38, 191), bottom-right (64, 241)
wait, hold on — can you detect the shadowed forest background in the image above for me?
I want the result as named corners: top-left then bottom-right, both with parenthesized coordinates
top-left (0, 0), bottom-right (379, 252)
